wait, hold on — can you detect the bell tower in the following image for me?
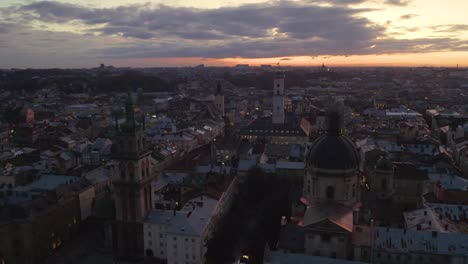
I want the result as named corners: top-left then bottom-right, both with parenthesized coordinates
top-left (272, 72), bottom-right (285, 124)
top-left (112, 93), bottom-right (154, 260)
top-left (214, 81), bottom-right (225, 116)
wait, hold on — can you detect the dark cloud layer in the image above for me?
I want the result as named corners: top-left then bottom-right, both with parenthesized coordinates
top-left (17, 1), bottom-right (380, 41)
top-left (0, 0), bottom-right (466, 66)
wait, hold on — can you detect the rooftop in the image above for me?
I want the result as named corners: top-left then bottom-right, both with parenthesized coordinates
top-left (26, 175), bottom-right (80, 191)
top-left (265, 251), bottom-right (367, 264)
top-left (145, 195), bottom-right (219, 237)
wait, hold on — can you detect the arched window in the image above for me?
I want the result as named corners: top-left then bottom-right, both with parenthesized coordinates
top-left (326, 186), bottom-right (335, 200)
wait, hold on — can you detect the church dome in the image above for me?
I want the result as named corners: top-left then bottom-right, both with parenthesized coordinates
top-left (306, 109), bottom-right (360, 171)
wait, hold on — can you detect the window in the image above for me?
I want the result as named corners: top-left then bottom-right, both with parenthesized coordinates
top-left (331, 252), bottom-right (336, 258)
top-left (148, 232), bottom-right (152, 236)
top-left (160, 234), bottom-right (163, 238)
top-left (321, 234), bottom-right (331, 242)
top-left (145, 249), bottom-right (154, 257)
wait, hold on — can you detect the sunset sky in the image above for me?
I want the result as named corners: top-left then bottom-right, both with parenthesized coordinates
top-left (0, 0), bottom-right (467, 68)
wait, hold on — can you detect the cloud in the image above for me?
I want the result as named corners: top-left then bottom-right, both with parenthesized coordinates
top-left (385, 0), bottom-right (412, 6)
top-left (432, 24), bottom-right (468, 33)
top-left (400, 14), bottom-right (418, 20)
top-left (15, 1), bottom-right (380, 41)
top-left (0, 0), bottom-right (466, 67)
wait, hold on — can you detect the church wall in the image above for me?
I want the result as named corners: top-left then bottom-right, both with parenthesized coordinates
top-left (305, 171), bottom-right (358, 205)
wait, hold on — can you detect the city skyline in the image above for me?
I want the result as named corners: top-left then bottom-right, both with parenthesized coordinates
top-left (1, 0), bottom-right (468, 68)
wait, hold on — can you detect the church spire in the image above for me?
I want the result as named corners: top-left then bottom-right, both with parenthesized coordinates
top-left (125, 92), bottom-right (136, 129)
top-left (215, 81), bottom-right (223, 96)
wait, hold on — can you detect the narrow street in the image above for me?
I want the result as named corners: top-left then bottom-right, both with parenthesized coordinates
top-left (205, 168), bottom-right (293, 264)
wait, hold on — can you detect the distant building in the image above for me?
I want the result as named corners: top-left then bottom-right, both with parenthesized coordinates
top-left (0, 175), bottom-right (90, 264)
top-left (353, 226), bottom-right (468, 264)
top-left (214, 81), bottom-right (225, 117)
top-left (240, 73), bottom-right (308, 145)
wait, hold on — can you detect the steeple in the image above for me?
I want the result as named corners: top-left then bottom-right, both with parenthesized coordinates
top-left (215, 81), bottom-right (223, 96)
top-left (125, 92), bottom-right (136, 129)
top-left (214, 81), bottom-right (225, 116)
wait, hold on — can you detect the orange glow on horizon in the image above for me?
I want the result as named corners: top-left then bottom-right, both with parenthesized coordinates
top-left (108, 52), bottom-right (468, 68)
top-left (219, 52), bottom-right (468, 67)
